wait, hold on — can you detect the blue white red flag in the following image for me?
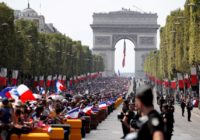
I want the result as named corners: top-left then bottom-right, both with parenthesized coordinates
top-left (0, 86), bottom-right (20, 100)
top-left (99, 102), bottom-right (107, 109)
top-left (17, 84), bottom-right (35, 103)
top-left (65, 107), bottom-right (80, 119)
top-left (91, 108), bottom-right (99, 113)
top-left (36, 86), bottom-right (45, 95)
top-left (0, 87), bottom-right (13, 98)
top-left (83, 105), bottom-right (93, 115)
top-left (39, 87), bottom-right (45, 95)
top-left (6, 88), bottom-right (19, 100)
top-left (55, 80), bottom-right (66, 94)
top-left (107, 100), bottom-right (114, 105)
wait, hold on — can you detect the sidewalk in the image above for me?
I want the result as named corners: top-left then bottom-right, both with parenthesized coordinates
top-left (192, 107), bottom-right (200, 116)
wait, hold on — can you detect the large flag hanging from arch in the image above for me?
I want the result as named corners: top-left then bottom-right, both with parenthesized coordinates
top-left (122, 39), bottom-right (126, 68)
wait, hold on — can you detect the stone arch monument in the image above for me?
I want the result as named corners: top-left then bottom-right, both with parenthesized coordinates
top-left (91, 9), bottom-right (159, 78)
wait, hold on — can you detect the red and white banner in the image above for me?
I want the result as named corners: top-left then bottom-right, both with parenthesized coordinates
top-left (46, 75), bottom-right (52, 87)
top-left (74, 76), bottom-right (78, 83)
top-left (69, 77), bottom-right (73, 86)
top-left (53, 75), bottom-right (57, 81)
top-left (58, 75), bottom-right (62, 82)
top-left (39, 75), bottom-right (44, 87)
top-left (184, 79), bottom-right (191, 89)
top-left (163, 80), bottom-right (169, 88)
top-left (191, 67), bottom-right (197, 75)
top-left (0, 68), bottom-right (7, 86)
top-left (177, 73), bottom-right (184, 89)
top-left (12, 70), bottom-right (18, 85)
top-left (62, 75), bottom-right (66, 85)
top-left (1, 68), bottom-right (7, 77)
top-left (191, 67), bottom-right (198, 86)
top-left (33, 76), bottom-right (38, 87)
top-left (52, 75), bottom-right (57, 87)
top-left (177, 73), bottom-right (183, 80)
top-left (170, 80), bottom-right (177, 89)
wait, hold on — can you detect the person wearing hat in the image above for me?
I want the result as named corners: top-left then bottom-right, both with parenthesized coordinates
top-left (132, 85), bottom-right (164, 140)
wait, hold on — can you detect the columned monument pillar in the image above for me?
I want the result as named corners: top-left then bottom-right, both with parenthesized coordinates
top-left (91, 9), bottom-right (159, 78)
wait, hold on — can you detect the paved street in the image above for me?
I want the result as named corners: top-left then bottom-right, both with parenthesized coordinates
top-left (85, 104), bottom-right (123, 140)
top-left (85, 84), bottom-right (200, 140)
top-left (85, 79), bottom-right (133, 140)
top-left (172, 104), bottom-right (200, 140)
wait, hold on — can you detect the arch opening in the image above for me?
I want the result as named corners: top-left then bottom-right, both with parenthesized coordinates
top-left (114, 39), bottom-right (135, 76)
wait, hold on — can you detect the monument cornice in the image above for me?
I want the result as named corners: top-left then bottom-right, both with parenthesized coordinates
top-left (134, 48), bottom-right (157, 51)
top-left (92, 48), bottom-right (115, 51)
top-left (93, 10), bottom-right (158, 17)
top-left (90, 24), bottom-right (160, 29)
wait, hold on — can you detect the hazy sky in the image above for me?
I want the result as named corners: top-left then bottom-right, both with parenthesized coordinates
top-left (1, 0), bottom-right (185, 73)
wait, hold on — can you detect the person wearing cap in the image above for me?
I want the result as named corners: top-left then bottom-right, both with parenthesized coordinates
top-left (133, 85), bottom-right (164, 140)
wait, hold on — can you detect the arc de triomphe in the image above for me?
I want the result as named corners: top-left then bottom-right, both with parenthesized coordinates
top-left (91, 10), bottom-right (159, 78)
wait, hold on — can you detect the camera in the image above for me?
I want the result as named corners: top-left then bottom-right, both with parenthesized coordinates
top-left (130, 118), bottom-right (140, 129)
top-left (117, 112), bottom-right (124, 120)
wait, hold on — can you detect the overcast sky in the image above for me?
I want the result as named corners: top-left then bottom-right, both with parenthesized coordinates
top-left (1, 0), bottom-right (185, 73)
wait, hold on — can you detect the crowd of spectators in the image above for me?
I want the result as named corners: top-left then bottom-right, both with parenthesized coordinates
top-left (0, 77), bottom-right (129, 140)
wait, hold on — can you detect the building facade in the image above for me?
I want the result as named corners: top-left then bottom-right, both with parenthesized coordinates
top-left (14, 3), bottom-right (58, 33)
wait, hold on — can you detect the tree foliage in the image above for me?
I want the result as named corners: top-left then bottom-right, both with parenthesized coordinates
top-left (144, 0), bottom-right (200, 80)
top-left (0, 2), bottom-right (104, 80)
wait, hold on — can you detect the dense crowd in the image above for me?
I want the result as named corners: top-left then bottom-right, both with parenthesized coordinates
top-left (0, 77), bottom-right (129, 140)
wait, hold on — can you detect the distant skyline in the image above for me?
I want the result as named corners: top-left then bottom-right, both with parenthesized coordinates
top-left (0, 0), bottom-right (186, 73)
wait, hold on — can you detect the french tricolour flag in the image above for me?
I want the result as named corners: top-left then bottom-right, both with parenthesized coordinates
top-left (55, 80), bottom-right (66, 94)
top-left (83, 105), bottom-right (93, 115)
top-left (99, 102), bottom-right (107, 110)
top-left (0, 87), bottom-right (13, 98)
top-left (17, 84), bottom-right (35, 103)
top-left (0, 87), bottom-right (19, 100)
top-left (107, 100), bottom-right (114, 106)
top-left (40, 87), bottom-right (45, 95)
top-left (6, 88), bottom-right (19, 100)
top-left (65, 107), bottom-right (80, 119)
top-left (91, 108), bottom-right (99, 113)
